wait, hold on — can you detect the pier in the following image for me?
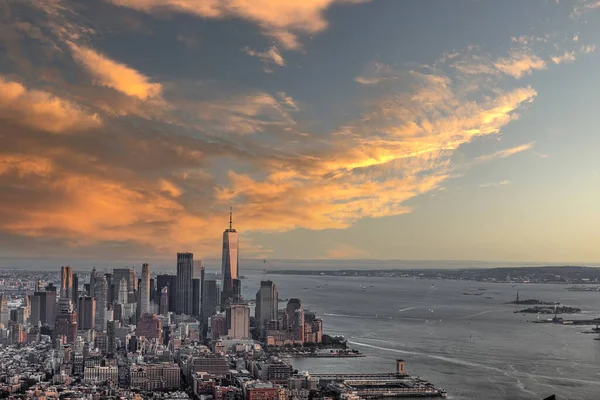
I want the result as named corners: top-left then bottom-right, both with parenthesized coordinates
top-left (311, 360), bottom-right (447, 398)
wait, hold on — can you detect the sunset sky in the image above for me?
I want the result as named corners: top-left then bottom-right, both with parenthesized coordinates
top-left (1, 0), bottom-right (600, 264)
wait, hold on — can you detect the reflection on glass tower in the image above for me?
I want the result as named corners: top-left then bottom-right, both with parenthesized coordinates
top-left (221, 207), bottom-right (239, 309)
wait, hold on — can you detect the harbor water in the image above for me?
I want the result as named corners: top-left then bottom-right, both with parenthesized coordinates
top-left (239, 270), bottom-right (600, 400)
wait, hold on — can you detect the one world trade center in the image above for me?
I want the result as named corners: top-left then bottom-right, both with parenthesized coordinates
top-left (221, 208), bottom-right (239, 309)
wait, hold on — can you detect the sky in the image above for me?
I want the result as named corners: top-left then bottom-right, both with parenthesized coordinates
top-left (1, 0), bottom-right (600, 265)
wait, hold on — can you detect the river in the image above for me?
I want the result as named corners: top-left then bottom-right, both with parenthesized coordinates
top-left (238, 270), bottom-right (600, 399)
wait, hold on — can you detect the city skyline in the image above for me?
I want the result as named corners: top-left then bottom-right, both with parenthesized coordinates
top-left (1, 1), bottom-right (600, 263)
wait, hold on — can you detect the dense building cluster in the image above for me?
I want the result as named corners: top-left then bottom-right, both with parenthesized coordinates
top-left (0, 212), bottom-right (336, 400)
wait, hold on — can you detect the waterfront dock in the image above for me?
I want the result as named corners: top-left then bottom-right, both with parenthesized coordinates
top-left (311, 360), bottom-right (447, 398)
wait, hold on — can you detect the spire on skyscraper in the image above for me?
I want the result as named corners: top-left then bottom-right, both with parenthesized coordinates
top-left (229, 206), bottom-right (233, 230)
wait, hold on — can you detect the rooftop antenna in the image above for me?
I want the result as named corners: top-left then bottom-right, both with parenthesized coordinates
top-left (229, 206), bottom-right (233, 230)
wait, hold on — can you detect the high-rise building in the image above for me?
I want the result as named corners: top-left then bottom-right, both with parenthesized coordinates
top-left (113, 268), bottom-right (136, 293)
top-left (233, 279), bottom-right (242, 303)
top-left (159, 287), bottom-right (169, 316)
top-left (286, 299), bottom-right (303, 329)
top-left (72, 273), bottom-right (79, 309)
top-left (221, 208), bottom-right (239, 308)
top-left (107, 320), bottom-right (116, 356)
top-left (155, 275), bottom-right (177, 314)
top-left (176, 253), bottom-right (194, 315)
top-left (201, 280), bottom-right (218, 329)
top-left (256, 281), bottom-right (278, 335)
top-left (54, 298), bottom-right (77, 344)
top-left (149, 278), bottom-right (156, 304)
top-left (137, 313), bottom-right (162, 341)
top-left (104, 273), bottom-right (114, 305)
top-left (226, 303), bottom-right (250, 339)
top-left (118, 278), bottom-right (128, 304)
top-left (77, 296), bottom-right (96, 330)
top-left (156, 274), bottom-right (172, 311)
top-left (29, 294), bottom-right (41, 326)
top-left (200, 264), bottom-right (205, 317)
top-left (0, 295), bottom-right (9, 327)
top-left (140, 263), bottom-right (150, 315)
top-left (94, 275), bottom-right (108, 332)
top-left (89, 267), bottom-right (97, 297)
top-left (192, 278), bottom-right (201, 317)
top-left (32, 288), bottom-right (56, 327)
top-left (210, 313), bottom-right (227, 340)
top-left (60, 266), bottom-right (73, 299)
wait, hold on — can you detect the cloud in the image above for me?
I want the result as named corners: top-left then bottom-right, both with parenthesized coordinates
top-left (188, 91), bottom-right (298, 135)
top-left (68, 42), bottom-right (162, 100)
top-left (494, 50), bottom-right (547, 78)
top-left (552, 51), bottom-right (576, 64)
top-left (105, 0), bottom-right (373, 49)
top-left (0, 0), bottom-right (568, 260)
top-left (580, 44), bottom-right (596, 53)
top-left (473, 142), bottom-right (535, 164)
top-left (244, 45), bottom-right (286, 68)
top-left (571, 0), bottom-right (600, 17)
top-left (277, 92), bottom-right (299, 110)
top-left (479, 180), bottom-right (511, 188)
top-left (355, 63), bottom-right (399, 85)
top-left (0, 75), bottom-right (101, 133)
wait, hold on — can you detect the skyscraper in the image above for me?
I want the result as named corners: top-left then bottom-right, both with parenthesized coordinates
top-left (33, 287), bottom-right (56, 327)
top-left (159, 287), bottom-right (169, 316)
top-left (156, 274), bottom-right (173, 313)
top-left (113, 268), bottom-right (136, 293)
top-left (94, 275), bottom-right (108, 332)
top-left (72, 273), bottom-right (79, 309)
top-left (221, 208), bottom-right (239, 309)
top-left (255, 281), bottom-right (278, 335)
top-left (0, 295), bottom-right (8, 327)
top-left (192, 278), bottom-right (201, 317)
top-left (89, 267), bottom-right (97, 297)
top-left (201, 280), bottom-right (218, 329)
top-left (60, 266), bottom-right (73, 299)
top-left (226, 303), bottom-right (250, 339)
top-left (104, 273), bottom-right (113, 305)
top-left (200, 264), bottom-right (205, 317)
top-left (140, 263), bottom-right (150, 315)
top-left (286, 299), bottom-right (303, 329)
top-left (118, 278), bottom-right (128, 304)
top-left (176, 253), bottom-right (194, 315)
top-left (107, 320), bottom-right (116, 356)
top-left (77, 296), bottom-right (96, 330)
top-left (29, 294), bottom-right (41, 326)
top-left (54, 298), bottom-right (77, 344)
top-left (149, 278), bottom-right (156, 304)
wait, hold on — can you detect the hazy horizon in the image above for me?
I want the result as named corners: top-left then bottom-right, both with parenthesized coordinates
top-left (1, 257), bottom-right (598, 273)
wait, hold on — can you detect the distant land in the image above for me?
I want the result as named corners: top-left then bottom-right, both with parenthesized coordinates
top-left (0, 257), bottom-right (598, 272)
top-left (267, 266), bottom-right (600, 284)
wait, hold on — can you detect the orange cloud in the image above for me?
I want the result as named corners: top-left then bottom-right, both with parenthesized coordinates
top-left (494, 50), bottom-right (547, 78)
top-left (473, 142), bottom-right (535, 164)
top-left (244, 45), bottom-right (286, 68)
top-left (190, 91), bottom-right (298, 134)
top-left (0, 76), bottom-right (101, 133)
top-left (552, 51), bottom-right (576, 64)
top-left (68, 42), bottom-right (162, 100)
top-left (106, 0), bottom-right (373, 49)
